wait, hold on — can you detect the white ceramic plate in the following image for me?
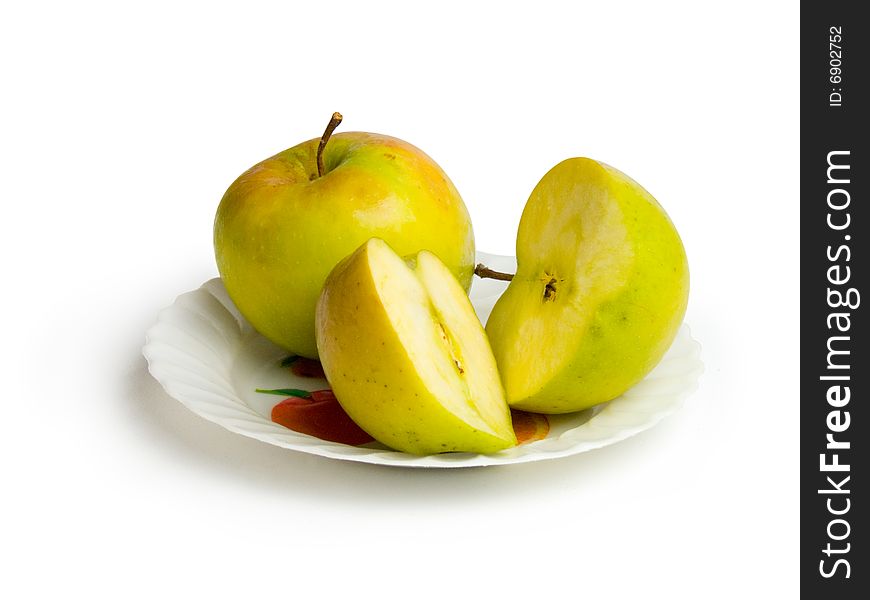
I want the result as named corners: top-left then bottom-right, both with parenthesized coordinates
top-left (143, 252), bottom-right (703, 468)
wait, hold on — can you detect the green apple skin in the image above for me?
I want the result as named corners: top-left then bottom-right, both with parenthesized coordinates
top-left (214, 132), bottom-right (475, 358)
top-left (315, 238), bottom-right (516, 455)
top-left (486, 158), bottom-right (689, 414)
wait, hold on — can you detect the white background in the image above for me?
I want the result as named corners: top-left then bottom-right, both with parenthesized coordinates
top-left (1, 1), bottom-right (799, 598)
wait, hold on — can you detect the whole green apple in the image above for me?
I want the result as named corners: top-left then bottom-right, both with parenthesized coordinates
top-left (214, 114), bottom-right (475, 358)
top-left (484, 157), bottom-right (689, 413)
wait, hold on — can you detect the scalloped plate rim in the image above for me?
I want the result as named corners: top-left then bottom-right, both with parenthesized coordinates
top-left (142, 252), bottom-right (702, 468)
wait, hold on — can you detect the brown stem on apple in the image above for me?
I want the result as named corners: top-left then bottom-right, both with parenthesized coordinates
top-left (474, 263), bottom-right (514, 281)
top-left (316, 112), bottom-right (343, 178)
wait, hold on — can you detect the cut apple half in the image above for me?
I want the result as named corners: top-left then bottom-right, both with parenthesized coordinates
top-left (315, 238), bottom-right (516, 455)
top-left (486, 158), bottom-right (690, 414)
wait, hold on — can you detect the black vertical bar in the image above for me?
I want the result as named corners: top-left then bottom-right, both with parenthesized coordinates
top-left (801, 2), bottom-right (866, 596)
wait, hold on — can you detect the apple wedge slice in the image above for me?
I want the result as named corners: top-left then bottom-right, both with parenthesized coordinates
top-left (315, 238), bottom-right (516, 455)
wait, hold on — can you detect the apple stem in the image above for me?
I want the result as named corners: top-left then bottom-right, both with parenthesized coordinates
top-left (316, 112), bottom-right (343, 178)
top-left (474, 263), bottom-right (514, 281)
